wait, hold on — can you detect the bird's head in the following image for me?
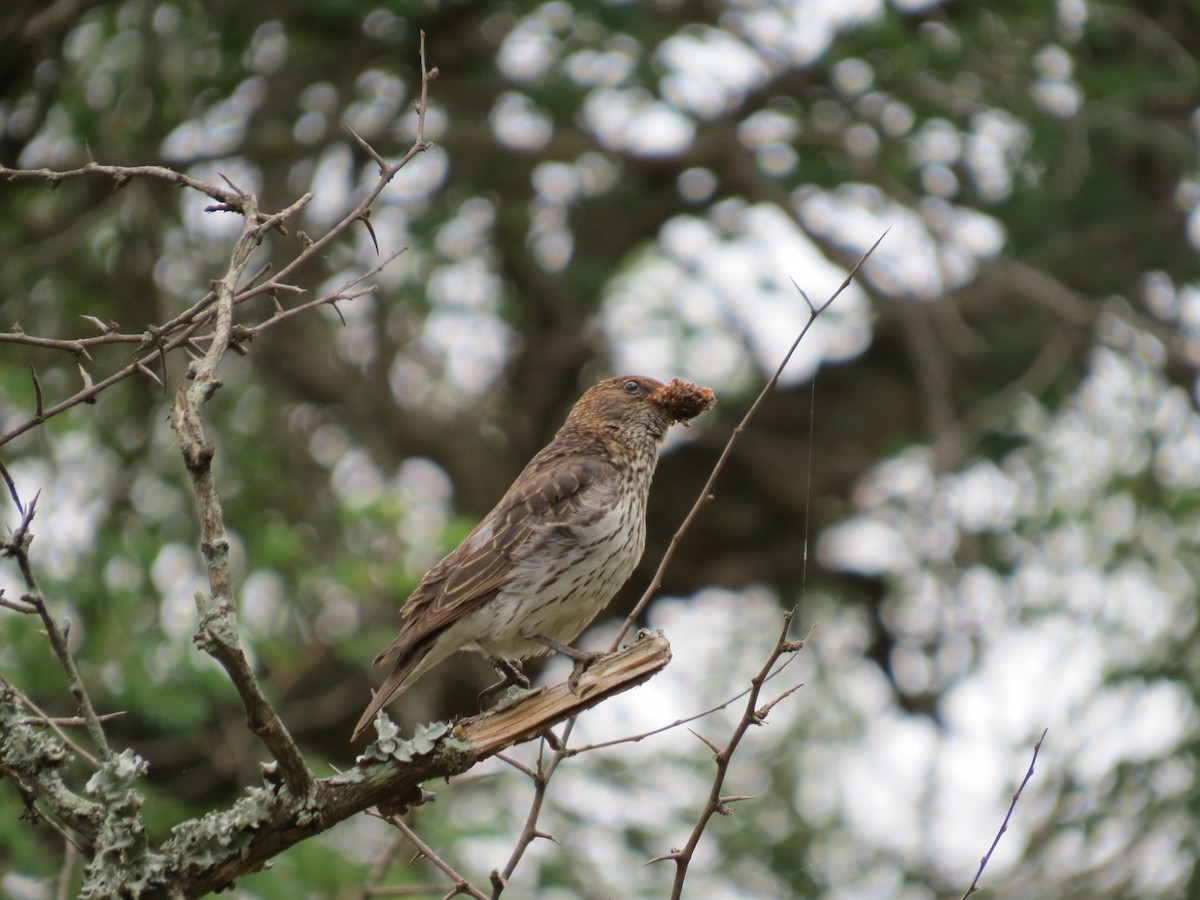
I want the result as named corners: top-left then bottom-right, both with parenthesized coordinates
top-left (565, 375), bottom-right (716, 448)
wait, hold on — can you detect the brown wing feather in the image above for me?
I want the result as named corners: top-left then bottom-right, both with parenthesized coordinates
top-left (373, 450), bottom-right (618, 667)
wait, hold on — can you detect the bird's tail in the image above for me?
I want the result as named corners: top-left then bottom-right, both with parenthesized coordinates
top-left (350, 648), bottom-right (429, 742)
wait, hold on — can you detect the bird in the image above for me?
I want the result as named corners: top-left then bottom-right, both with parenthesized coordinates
top-left (352, 374), bottom-right (715, 740)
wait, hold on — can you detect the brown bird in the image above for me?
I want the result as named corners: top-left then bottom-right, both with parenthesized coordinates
top-left (352, 375), bottom-right (715, 740)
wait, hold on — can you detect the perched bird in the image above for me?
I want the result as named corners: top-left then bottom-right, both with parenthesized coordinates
top-left (352, 374), bottom-right (715, 740)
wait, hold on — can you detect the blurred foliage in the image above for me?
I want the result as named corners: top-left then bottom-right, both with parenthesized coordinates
top-left (2, 0), bottom-right (1200, 897)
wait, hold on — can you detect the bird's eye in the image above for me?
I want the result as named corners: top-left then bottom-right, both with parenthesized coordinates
top-left (623, 379), bottom-right (640, 394)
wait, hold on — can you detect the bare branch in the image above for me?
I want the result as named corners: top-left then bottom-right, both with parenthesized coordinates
top-left (0, 39), bottom-right (435, 449)
top-left (151, 48), bottom-right (434, 794)
top-left (490, 727), bottom-right (569, 900)
top-left (375, 812), bottom-right (489, 900)
top-left (485, 635), bottom-right (674, 896)
top-left (960, 729), bottom-right (1048, 899)
top-left (169, 192), bottom-right (314, 798)
top-left (611, 231), bottom-right (887, 647)
top-left (0, 161), bottom-right (246, 206)
top-left (660, 613), bottom-right (806, 899)
top-left (56, 829), bottom-right (79, 900)
top-left (0, 595), bottom-right (36, 614)
top-left (243, 248), bottom-right (406, 338)
top-left (0, 680), bottom-right (105, 841)
top-left (0, 42), bottom-right (431, 449)
top-left (1, 674), bottom-right (104, 769)
top-left (0, 494), bottom-right (112, 762)
top-left (0, 330), bottom-right (145, 353)
top-left (492, 753), bottom-right (538, 781)
top-left (560, 650), bottom-right (802, 759)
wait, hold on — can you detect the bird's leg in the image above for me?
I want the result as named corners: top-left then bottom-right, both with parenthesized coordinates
top-left (529, 634), bottom-right (604, 694)
top-left (478, 655), bottom-right (531, 706)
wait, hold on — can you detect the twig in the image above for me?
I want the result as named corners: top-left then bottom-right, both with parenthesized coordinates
top-left (0, 29), bottom-right (437, 449)
top-left (169, 191), bottom-right (314, 798)
top-left (243, 248), bottom-right (406, 337)
top-left (0, 160), bottom-right (260, 208)
top-left (0, 496), bottom-right (112, 762)
top-left (0, 595), bottom-right (37, 614)
top-left (654, 613), bottom-right (806, 899)
top-left (490, 725), bottom-right (572, 900)
top-left (0, 674), bottom-right (115, 769)
top-left (493, 753), bottom-right (537, 780)
top-left (960, 729), bottom-right (1048, 899)
top-left (561, 649), bottom-right (802, 758)
top-left (610, 230), bottom-right (888, 648)
top-left (374, 812), bottom-right (489, 900)
top-left (56, 831), bottom-right (79, 900)
top-left (20, 712), bottom-right (126, 728)
top-left (0, 331), bottom-right (146, 352)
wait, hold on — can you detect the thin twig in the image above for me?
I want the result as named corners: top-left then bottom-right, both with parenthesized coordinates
top-left (0, 497), bottom-right (112, 762)
top-left (56, 832), bottom-right (79, 900)
top-left (562, 649), bottom-right (803, 758)
top-left (610, 230), bottom-right (888, 648)
top-left (0, 161), bottom-right (258, 207)
top-left (0, 331), bottom-right (146, 352)
top-left (0, 595), bottom-right (37, 614)
top-left (960, 729), bottom-right (1048, 899)
top-left (20, 712), bottom-right (126, 728)
top-left (375, 812), bottom-right (489, 900)
top-left (0, 674), bottom-right (102, 768)
top-left (243, 248), bottom-right (406, 337)
top-left (493, 752), bottom-right (537, 780)
top-left (655, 613), bottom-right (806, 899)
top-left (490, 723), bottom-right (574, 899)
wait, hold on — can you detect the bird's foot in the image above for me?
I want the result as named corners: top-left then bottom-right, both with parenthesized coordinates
top-left (566, 653), bottom-right (603, 694)
top-left (479, 656), bottom-right (531, 707)
top-left (529, 634), bottom-right (604, 694)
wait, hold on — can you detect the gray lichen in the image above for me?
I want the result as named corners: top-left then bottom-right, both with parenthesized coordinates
top-left (80, 749), bottom-right (166, 898)
top-left (163, 784), bottom-right (281, 875)
top-left (355, 715), bottom-right (451, 765)
top-left (0, 685), bottom-right (104, 839)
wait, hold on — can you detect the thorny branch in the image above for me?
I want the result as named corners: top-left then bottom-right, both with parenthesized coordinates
top-left (169, 185), bottom-right (316, 797)
top-left (652, 613), bottom-right (807, 900)
top-left (374, 812), bottom-right (490, 900)
top-left (0, 487), bottom-right (112, 765)
top-left (960, 729), bottom-right (1048, 900)
top-left (164, 31), bottom-right (436, 802)
top-left (0, 32), bottom-right (437, 449)
top-left (610, 229), bottom-right (888, 647)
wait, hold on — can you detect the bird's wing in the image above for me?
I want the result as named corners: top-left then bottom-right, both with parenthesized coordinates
top-left (373, 452), bottom-right (618, 665)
